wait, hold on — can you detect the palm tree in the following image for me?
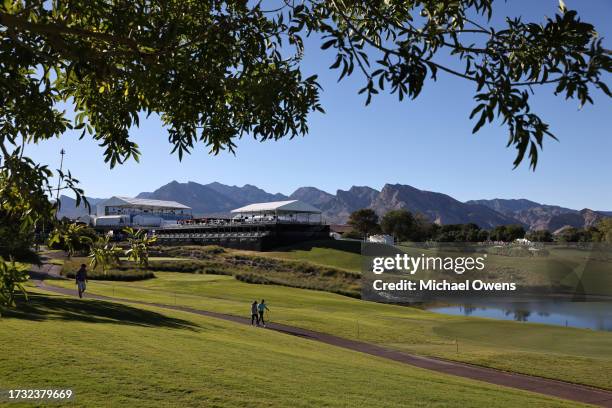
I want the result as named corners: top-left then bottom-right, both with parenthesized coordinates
top-left (88, 235), bottom-right (121, 275)
top-left (123, 227), bottom-right (157, 269)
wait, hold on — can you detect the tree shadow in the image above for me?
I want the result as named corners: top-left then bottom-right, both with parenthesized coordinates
top-left (28, 270), bottom-right (64, 281)
top-left (2, 294), bottom-right (199, 331)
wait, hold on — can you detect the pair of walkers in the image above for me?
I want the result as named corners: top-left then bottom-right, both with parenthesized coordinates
top-left (250, 299), bottom-right (270, 327)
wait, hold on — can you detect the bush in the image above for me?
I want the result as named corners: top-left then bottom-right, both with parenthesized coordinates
top-left (157, 245), bottom-right (226, 259)
top-left (62, 258), bottom-right (154, 281)
top-left (63, 269), bottom-right (155, 281)
top-left (235, 273), bottom-right (273, 285)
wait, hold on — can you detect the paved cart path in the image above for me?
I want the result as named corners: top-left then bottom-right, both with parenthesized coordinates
top-left (29, 264), bottom-right (612, 408)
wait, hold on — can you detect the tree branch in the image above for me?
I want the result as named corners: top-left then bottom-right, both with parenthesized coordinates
top-left (328, 5), bottom-right (562, 88)
top-left (0, 12), bottom-right (140, 50)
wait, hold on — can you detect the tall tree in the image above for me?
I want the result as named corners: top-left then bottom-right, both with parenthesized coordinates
top-left (525, 230), bottom-right (553, 243)
top-left (347, 208), bottom-right (380, 237)
top-left (380, 209), bottom-right (415, 242)
top-left (490, 224), bottom-right (526, 242)
top-left (597, 219), bottom-right (612, 243)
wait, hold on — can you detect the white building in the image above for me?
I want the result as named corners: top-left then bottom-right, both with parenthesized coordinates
top-left (91, 196), bottom-right (191, 227)
top-left (367, 234), bottom-right (395, 245)
top-left (515, 238), bottom-right (532, 246)
top-left (231, 200), bottom-right (322, 223)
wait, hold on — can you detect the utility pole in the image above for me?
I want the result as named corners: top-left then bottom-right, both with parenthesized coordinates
top-left (55, 148), bottom-right (66, 201)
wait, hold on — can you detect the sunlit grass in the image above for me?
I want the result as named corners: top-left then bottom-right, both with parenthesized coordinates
top-left (46, 272), bottom-right (612, 390)
top-left (0, 290), bottom-right (579, 408)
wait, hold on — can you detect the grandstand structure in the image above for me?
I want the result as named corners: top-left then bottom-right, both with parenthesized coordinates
top-left (89, 196), bottom-right (192, 228)
top-left (155, 200), bottom-right (330, 250)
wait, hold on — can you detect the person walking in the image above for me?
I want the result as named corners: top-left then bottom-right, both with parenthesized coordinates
top-left (258, 299), bottom-right (270, 327)
top-left (75, 264), bottom-right (88, 299)
top-left (251, 301), bottom-right (259, 326)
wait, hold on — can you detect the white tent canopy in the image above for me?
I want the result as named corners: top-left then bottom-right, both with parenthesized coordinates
top-left (231, 200), bottom-right (321, 214)
top-left (96, 196), bottom-right (191, 218)
top-left (99, 196), bottom-right (191, 210)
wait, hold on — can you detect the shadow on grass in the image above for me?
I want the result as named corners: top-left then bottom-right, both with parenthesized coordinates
top-left (270, 239), bottom-right (361, 254)
top-left (3, 294), bottom-right (199, 331)
top-left (28, 270), bottom-right (64, 281)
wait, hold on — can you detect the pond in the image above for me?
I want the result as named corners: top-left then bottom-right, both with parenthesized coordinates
top-left (426, 302), bottom-right (612, 331)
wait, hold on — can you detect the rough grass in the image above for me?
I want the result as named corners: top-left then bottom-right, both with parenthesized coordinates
top-left (45, 273), bottom-right (612, 391)
top-left (0, 291), bottom-right (580, 408)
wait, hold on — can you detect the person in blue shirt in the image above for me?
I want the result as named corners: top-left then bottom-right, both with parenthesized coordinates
top-left (257, 299), bottom-right (270, 327)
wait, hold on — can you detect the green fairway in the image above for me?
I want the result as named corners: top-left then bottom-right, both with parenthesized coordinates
top-left (0, 291), bottom-right (580, 408)
top-left (252, 239), bottom-right (362, 272)
top-left (46, 272), bottom-right (612, 390)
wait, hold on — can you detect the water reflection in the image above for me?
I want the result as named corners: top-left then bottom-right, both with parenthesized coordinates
top-left (426, 302), bottom-right (612, 331)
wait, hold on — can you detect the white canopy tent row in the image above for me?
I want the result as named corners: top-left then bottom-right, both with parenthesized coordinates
top-left (230, 200), bottom-right (323, 224)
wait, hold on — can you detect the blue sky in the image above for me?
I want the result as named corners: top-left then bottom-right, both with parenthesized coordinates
top-left (25, 0), bottom-right (611, 210)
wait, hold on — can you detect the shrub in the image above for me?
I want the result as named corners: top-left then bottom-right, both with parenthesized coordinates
top-left (157, 245), bottom-right (226, 259)
top-left (62, 258), bottom-right (154, 281)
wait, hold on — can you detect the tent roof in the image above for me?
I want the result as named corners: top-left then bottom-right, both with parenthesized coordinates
top-left (99, 196), bottom-right (191, 210)
top-left (231, 200), bottom-right (321, 214)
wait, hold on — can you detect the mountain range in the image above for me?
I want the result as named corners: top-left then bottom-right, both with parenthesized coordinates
top-left (56, 196), bottom-right (106, 219)
top-left (58, 180), bottom-right (611, 231)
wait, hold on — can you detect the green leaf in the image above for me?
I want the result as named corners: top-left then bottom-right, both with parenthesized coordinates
top-left (321, 39), bottom-right (336, 50)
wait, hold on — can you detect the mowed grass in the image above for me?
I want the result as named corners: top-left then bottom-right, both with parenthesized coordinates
top-left (46, 273), bottom-right (612, 390)
top-left (252, 240), bottom-right (362, 272)
top-left (0, 291), bottom-right (579, 408)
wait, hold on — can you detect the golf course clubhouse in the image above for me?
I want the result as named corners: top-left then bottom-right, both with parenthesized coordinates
top-left (154, 200), bottom-right (330, 250)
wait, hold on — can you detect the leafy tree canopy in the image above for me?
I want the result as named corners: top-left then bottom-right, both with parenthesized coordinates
top-left (0, 0), bottom-right (610, 257)
top-left (525, 229), bottom-right (553, 243)
top-left (347, 208), bottom-right (380, 236)
top-left (381, 209), bottom-right (416, 241)
top-left (490, 224), bottom-right (525, 241)
top-left (1, 0), bottom-right (609, 167)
